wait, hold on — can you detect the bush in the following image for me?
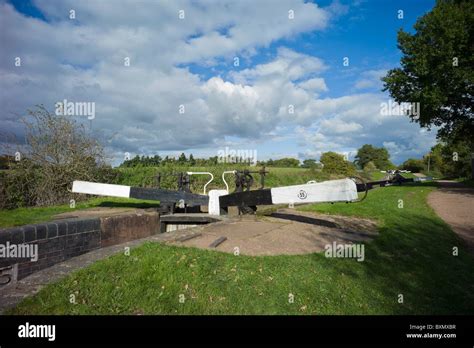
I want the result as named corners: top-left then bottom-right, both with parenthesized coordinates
top-left (363, 161), bottom-right (378, 173)
top-left (1, 106), bottom-right (113, 208)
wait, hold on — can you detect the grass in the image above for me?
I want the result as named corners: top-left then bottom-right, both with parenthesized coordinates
top-left (0, 197), bottom-right (159, 228)
top-left (7, 183), bottom-right (474, 315)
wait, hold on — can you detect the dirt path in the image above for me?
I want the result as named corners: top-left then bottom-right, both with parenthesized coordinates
top-left (427, 180), bottom-right (474, 254)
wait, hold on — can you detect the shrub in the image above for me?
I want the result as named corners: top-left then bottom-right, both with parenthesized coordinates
top-left (1, 106), bottom-right (113, 208)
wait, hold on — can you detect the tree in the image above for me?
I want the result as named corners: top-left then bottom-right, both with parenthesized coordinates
top-left (301, 159), bottom-right (321, 169)
top-left (267, 157), bottom-right (300, 167)
top-left (178, 153), bottom-right (187, 164)
top-left (189, 154), bottom-right (196, 166)
top-left (2, 105), bottom-right (112, 208)
top-left (320, 152), bottom-right (356, 176)
top-left (402, 158), bottom-right (425, 173)
top-left (382, 0), bottom-right (474, 147)
top-left (426, 139), bottom-right (472, 178)
top-left (354, 144), bottom-right (394, 170)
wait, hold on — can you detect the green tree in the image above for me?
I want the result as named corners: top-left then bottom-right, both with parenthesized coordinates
top-left (189, 154), bottom-right (196, 166)
top-left (178, 153), bottom-right (187, 164)
top-left (428, 139), bottom-right (473, 178)
top-left (320, 152), bottom-right (356, 176)
top-left (402, 158), bottom-right (425, 173)
top-left (269, 158), bottom-right (300, 167)
top-left (355, 144), bottom-right (394, 170)
top-left (382, 0), bottom-right (474, 146)
top-left (301, 159), bottom-right (320, 169)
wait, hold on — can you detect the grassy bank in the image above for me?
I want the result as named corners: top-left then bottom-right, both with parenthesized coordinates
top-left (0, 197), bottom-right (159, 228)
top-left (8, 183), bottom-right (474, 315)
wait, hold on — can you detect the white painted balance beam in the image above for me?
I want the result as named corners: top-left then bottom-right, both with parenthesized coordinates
top-left (72, 181), bottom-right (130, 198)
top-left (270, 178), bottom-right (358, 204)
top-left (218, 178), bottom-right (359, 212)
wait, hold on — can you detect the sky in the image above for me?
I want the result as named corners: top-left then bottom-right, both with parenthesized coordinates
top-left (0, 0), bottom-right (437, 166)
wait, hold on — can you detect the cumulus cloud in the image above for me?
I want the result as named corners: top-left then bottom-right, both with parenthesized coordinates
top-left (0, 1), bottom-right (436, 165)
top-left (354, 69), bottom-right (387, 90)
top-left (298, 78), bottom-right (328, 93)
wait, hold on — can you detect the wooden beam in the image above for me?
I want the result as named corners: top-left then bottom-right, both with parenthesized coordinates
top-left (176, 233), bottom-right (202, 242)
top-left (72, 180), bottom-right (209, 206)
top-left (209, 236), bottom-right (227, 248)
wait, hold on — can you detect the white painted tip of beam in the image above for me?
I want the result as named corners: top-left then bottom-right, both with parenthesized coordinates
top-left (208, 189), bottom-right (229, 216)
top-left (72, 181), bottom-right (131, 198)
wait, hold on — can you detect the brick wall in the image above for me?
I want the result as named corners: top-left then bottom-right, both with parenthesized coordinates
top-left (0, 218), bottom-right (101, 281)
top-left (0, 211), bottom-right (160, 285)
top-left (100, 212), bottom-right (160, 247)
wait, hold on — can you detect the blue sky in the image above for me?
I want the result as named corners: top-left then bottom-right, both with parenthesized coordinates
top-left (1, 0), bottom-right (437, 166)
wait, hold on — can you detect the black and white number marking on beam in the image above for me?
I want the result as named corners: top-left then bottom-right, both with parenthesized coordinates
top-left (297, 190), bottom-right (307, 200)
top-left (219, 178), bottom-right (358, 207)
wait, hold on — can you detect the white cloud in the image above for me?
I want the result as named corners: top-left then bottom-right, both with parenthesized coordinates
top-left (231, 47), bottom-right (327, 84)
top-left (354, 69), bottom-right (387, 90)
top-left (298, 78), bottom-right (328, 92)
top-left (0, 1), bottom-right (436, 165)
top-left (320, 119), bottom-right (363, 134)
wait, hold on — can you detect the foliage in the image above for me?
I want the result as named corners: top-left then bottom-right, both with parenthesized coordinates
top-left (259, 157), bottom-right (300, 168)
top-left (354, 144), bottom-right (394, 170)
top-left (119, 153), bottom-right (250, 168)
top-left (363, 161), bottom-right (378, 173)
top-left (0, 155), bottom-right (14, 170)
top-left (425, 139), bottom-right (472, 178)
top-left (301, 159), bottom-right (322, 169)
top-left (382, 0), bottom-right (474, 146)
top-left (120, 155), bottom-right (163, 167)
top-left (401, 158), bottom-right (425, 173)
top-left (320, 152), bottom-right (356, 176)
top-left (1, 106), bottom-right (114, 209)
top-left (113, 165), bottom-right (328, 192)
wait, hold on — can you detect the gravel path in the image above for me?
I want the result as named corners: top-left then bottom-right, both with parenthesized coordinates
top-left (427, 180), bottom-right (474, 254)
